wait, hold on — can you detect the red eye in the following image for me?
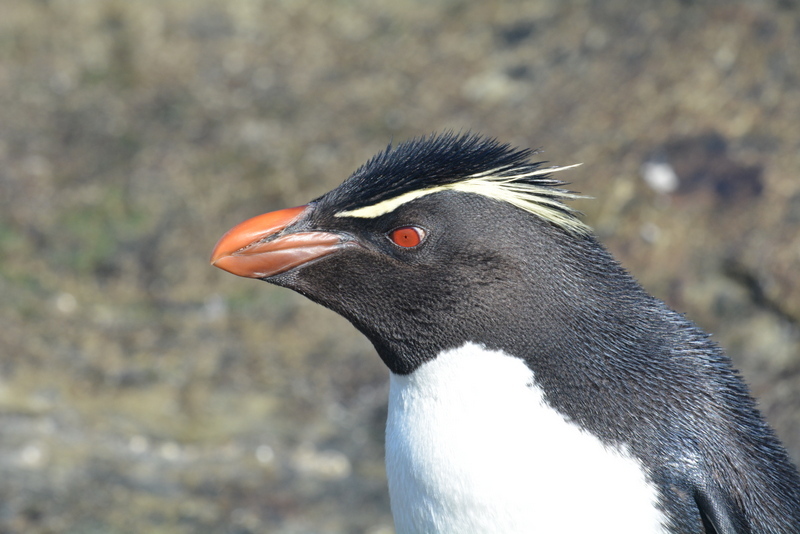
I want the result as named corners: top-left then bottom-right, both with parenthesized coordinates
top-left (389, 226), bottom-right (425, 248)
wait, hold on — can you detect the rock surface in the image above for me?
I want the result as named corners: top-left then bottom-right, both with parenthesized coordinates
top-left (1, 1), bottom-right (798, 532)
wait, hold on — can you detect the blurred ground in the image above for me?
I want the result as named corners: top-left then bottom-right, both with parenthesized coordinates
top-left (1, 0), bottom-right (799, 532)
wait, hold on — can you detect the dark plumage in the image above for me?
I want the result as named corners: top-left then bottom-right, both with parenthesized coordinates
top-left (324, 134), bottom-right (551, 212)
top-left (211, 132), bottom-right (800, 533)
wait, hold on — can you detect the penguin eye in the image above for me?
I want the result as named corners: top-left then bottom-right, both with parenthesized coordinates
top-left (388, 226), bottom-right (426, 248)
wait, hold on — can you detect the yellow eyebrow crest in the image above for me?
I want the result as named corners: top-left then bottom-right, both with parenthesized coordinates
top-left (334, 163), bottom-right (589, 234)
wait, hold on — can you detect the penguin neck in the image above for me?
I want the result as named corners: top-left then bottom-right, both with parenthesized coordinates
top-left (362, 231), bottom-right (665, 378)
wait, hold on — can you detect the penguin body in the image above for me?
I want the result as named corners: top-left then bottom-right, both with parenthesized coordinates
top-left (211, 133), bottom-right (800, 533)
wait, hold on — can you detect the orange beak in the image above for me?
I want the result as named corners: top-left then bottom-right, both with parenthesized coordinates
top-left (210, 205), bottom-right (345, 279)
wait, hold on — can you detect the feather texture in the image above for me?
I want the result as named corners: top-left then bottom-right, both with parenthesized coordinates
top-left (323, 132), bottom-right (589, 234)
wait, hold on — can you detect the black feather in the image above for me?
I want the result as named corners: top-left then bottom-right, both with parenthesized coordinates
top-left (320, 132), bottom-right (557, 214)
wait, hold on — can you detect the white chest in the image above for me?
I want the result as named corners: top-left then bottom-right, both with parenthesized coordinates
top-left (385, 343), bottom-right (666, 534)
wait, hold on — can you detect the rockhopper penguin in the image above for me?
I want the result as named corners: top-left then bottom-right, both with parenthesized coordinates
top-left (211, 133), bottom-right (800, 533)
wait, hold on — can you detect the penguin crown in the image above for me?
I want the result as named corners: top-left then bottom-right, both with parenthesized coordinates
top-left (324, 132), bottom-right (591, 235)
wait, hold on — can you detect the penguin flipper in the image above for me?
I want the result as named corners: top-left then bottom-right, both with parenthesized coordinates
top-left (693, 483), bottom-right (747, 534)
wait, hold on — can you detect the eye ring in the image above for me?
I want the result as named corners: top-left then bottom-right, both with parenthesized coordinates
top-left (388, 226), bottom-right (426, 248)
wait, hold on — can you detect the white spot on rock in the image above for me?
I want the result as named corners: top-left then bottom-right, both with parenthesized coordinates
top-left (20, 443), bottom-right (46, 468)
top-left (255, 444), bottom-right (274, 465)
top-left (641, 161), bottom-right (679, 194)
top-left (55, 292), bottom-right (78, 314)
top-left (129, 435), bottom-right (149, 454)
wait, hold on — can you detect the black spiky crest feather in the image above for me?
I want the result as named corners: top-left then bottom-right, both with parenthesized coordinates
top-left (319, 132), bottom-right (589, 233)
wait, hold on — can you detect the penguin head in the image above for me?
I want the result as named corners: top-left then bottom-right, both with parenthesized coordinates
top-left (211, 133), bottom-right (590, 374)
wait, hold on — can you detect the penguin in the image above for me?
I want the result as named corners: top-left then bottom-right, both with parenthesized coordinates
top-left (211, 132), bottom-right (800, 533)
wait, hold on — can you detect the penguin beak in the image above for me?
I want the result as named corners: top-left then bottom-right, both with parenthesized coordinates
top-left (210, 204), bottom-right (346, 279)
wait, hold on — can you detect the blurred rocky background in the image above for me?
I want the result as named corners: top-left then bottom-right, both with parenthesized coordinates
top-left (1, 0), bottom-right (798, 532)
